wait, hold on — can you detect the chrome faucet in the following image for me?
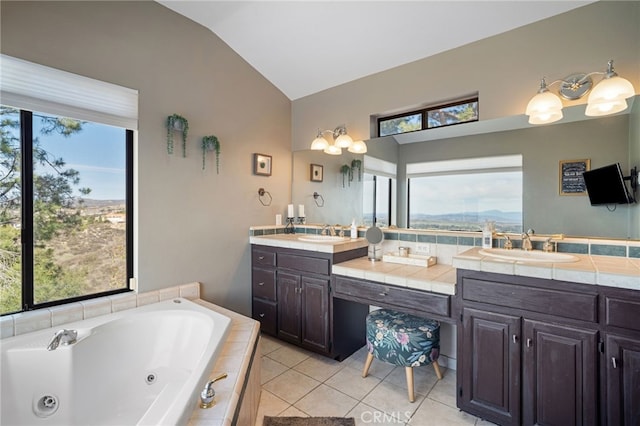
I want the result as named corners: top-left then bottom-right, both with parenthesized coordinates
top-left (521, 229), bottom-right (534, 251)
top-left (47, 329), bottom-right (78, 351)
top-left (321, 224), bottom-right (336, 236)
top-left (200, 373), bottom-right (228, 409)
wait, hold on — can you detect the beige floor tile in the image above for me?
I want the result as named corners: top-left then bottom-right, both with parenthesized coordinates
top-left (260, 334), bottom-right (284, 355)
top-left (409, 398), bottom-right (477, 425)
top-left (476, 418), bottom-right (499, 425)
top-left (254, 390), bottom-right (291, 426)
top-left (294, 384), bottom-right (359, 417)
top-left (293, 353), bottom-right (346, 382)
top-left (426, 369), bottom-right (457, 408)
top-left (262, 369), bottom-right (321, 404)
top-left (362, 380), bottom-right (425, 419)
top-left (265, 344), bottom-right (312, 368)
top-left (382, 365), bottom-right (442, 398)
top-left (347, 402), bottom-right (409, 426)
top-left (277, 406), bottom-right (309, 417)
top-left (261, 356), bottom-right (289, 385)
top-left (325, 365), bottom-right (381, 401)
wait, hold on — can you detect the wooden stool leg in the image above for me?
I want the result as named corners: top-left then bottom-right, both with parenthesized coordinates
top-left (432, 360), bottom-right (443, 380)
top-left (362, 352), bottom-right (374, 378)
top-left (405, 367), bottom-right (415, 402)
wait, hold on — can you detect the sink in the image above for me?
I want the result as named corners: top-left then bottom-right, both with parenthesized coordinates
top-left (297, 235), bottom-right (349, 243)
top-left (478, 248), bottom-right (579, 263)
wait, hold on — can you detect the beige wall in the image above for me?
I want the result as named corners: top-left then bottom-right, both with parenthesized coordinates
top-left (1, 1), bottom-right (292, 315)
top-left (292, 1), bottom-right (640, 148)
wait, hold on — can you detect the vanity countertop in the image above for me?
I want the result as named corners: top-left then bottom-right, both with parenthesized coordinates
top-left (331, 257), bottom-right (456, 295)
top-left (250, 233), bottom-right (368, 254)
top-left (453, 247), bottom-right (640, 290)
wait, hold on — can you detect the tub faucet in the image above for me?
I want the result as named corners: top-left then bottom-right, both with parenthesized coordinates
top-left (521, 229), bottom-right (534, 251)
top-left (200, 373), bottom-right (228, 409)
top-left (47, 329), bottom-right (78, 351)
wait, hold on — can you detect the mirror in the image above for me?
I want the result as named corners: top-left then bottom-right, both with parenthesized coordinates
top-left (292, 101), bottom-right (640, 240)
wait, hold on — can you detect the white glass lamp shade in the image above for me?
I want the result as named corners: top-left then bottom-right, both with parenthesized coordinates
top-left (310, 135), bottom-right (329, 150)
top-left (324, 144), bottom-right (342, 155)
top-left (585, 76), bottom-right (635, 116)
top-left (347, 140), bottom-right (368, 154)
top-left (525, 91), bottom-right (563, 124)
top-left (334, 133), bottom-right (353, 149)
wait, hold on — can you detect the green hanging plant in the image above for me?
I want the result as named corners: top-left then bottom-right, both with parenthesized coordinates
top-left (202, 135), bottom-right (221, 173)
top-left (351, 159), bottom-right (362, 182)
top-left (340, 164), bottom-right (352, 188)
top-left (166, 114), bottom-right (189, 157)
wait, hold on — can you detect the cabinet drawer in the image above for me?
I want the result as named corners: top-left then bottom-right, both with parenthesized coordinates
top-left (462, 277), bottom-right (598, 322)
top-left (278, 253), bottom-right (330, 275)
top-left (252, 267), bottom-right (276, 301)
top-left (334, 276), bottom-right (450, 317)
top-left (605, 295), bottom-right (640, 331)
top-left (252, 249), bottom-right (275, 267)
top-left (252, 298), bottom-right (277, 335)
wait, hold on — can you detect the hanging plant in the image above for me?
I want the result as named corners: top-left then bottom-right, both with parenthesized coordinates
top-left (340, 164), bottom-right (352, 188)
top-left (166, 114), bottom-right (189, 157)
top-left (202, 135), bottom-right (221, 172)
top-left (351, 159), bottom-right (362, 182)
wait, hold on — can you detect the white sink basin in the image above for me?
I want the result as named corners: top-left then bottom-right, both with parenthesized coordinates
top-left (297, 235), bottom-right (349, 243)
top-left (478, 248), bottom-right (579, 263)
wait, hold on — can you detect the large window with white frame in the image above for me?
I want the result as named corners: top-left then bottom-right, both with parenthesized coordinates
top-left (0, 55), bottom-right (136, 315)
top-left (407, 155), bottom-right (522, 232)
top-left (363, 155), bottom-right (397, 227)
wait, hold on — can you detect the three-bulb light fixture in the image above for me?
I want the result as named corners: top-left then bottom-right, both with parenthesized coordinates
top-left (525, 59), bottom-right (636, 125)
top-left (310, 125), bottom-right (367, 155)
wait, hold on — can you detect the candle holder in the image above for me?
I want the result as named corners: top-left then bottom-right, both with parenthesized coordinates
top-left (297, 217), bottom-right (306, 225)
top-left (284, 217), bottom-right (295, 234)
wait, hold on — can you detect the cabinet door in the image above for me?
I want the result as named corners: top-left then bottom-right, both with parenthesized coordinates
top-left (301, 276), bottom-right (329, 353)
top-left (522, 320), bottom-right (598, 426)
top-left (459, 308), bottom-right (521, 426)
top-left (277, 272), bottom-right (301, 343)
top-left (606, 334), bottom-right (640, 426)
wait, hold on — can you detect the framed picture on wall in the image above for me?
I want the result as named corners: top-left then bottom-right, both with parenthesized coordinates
top-left (310, 164), bottom-right (323, 182)
top-left (253, 153), bottom-right (272, 176)
top-left (559, 159), bottom-right (590, 196)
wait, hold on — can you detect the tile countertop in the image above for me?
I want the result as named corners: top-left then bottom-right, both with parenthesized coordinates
top-left (331, 257), bottom-right (457, 295)
top-left (249, 233), bottom-right (368, 254)
top-left (453, 247), bottom-right (640, 290)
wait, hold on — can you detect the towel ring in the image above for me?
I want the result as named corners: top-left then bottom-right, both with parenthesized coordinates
top-left (258, 188), bottom-right (272, 206)
top-left (313, 192), bottom-right (324, 207)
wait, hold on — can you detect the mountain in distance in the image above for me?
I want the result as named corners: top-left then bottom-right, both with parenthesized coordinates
top-left (411, 210), bottom-right (521, 224)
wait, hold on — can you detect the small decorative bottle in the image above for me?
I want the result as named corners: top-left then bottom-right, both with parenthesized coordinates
top-left (351, 219), bottom-right (358, 239)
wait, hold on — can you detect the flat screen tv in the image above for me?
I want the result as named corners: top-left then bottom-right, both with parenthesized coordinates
top-left (582, 163), bottom-right (634, 205)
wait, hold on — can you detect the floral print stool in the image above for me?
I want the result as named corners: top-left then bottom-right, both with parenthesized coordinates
top-left (362, 308), bottom-right (443, 402)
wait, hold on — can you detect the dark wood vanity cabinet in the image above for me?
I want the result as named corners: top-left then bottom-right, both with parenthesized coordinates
top-left (456, 270), bottom-right (600, 426)
top-left (251, 244), bottom-right (366, 357)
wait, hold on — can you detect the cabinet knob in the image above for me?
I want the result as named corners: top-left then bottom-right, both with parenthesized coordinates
top-left (512, 334), bottom-right (518, 344)
top-left (611, 357), bottom-right (618, 369)
top-left (258, 256), bottom-right (265, 260)
top-left (258, 282), bottom-right (265, 286)
top-left (259, 313), bottom-right (265, 318)
top-left (526, 338), bottom-right (533, 348)
top-left (379, 292), bottom-right (387, 297)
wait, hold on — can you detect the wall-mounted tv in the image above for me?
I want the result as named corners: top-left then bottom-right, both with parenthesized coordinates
top-left (582, 163), bottom-right (635, 206)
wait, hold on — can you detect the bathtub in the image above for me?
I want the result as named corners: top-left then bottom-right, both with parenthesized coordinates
top-left (0, 297), bottom-right (231, 426)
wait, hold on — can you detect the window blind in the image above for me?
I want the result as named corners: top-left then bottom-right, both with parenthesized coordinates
top-left (364, 155), bottom-right (397, 179)
top-left (407, 154), bottom-right (522, 178)
top-left (0, 54), bottom-right (138, 129)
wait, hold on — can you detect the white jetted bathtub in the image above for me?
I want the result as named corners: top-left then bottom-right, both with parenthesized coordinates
top-left (0, 297), bottom-right (231, 425)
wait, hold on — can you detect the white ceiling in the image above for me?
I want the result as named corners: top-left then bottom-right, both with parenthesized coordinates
top-left (158, 1), bottom-right (593, 100)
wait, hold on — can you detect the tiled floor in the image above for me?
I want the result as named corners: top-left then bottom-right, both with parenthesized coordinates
top-left (255, 334), bottom-right (495, 425)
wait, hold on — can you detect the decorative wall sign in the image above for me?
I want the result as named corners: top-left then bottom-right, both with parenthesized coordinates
top-left (559, 159), bottom-right (590, 195)
top-left (310, 164), bottom-right (323, 182)
top-left (253, 153), bottom-right (272, 176)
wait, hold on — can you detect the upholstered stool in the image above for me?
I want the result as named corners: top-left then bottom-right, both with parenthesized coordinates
top-left (362, 308), bottom-right (443, 402)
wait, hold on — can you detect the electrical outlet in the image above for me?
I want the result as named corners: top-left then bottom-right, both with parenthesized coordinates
top-left (416, 243), bottom-right (430, 254)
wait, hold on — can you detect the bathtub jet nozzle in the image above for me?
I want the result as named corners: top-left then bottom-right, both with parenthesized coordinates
top-left (46, 329), bottom-right (78, 351)
top-left (199, 372), bottom-right (228, 409)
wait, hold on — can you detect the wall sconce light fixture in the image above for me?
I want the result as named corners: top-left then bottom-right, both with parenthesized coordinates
top-left (310, 125), bottom-right (367, 155)
top-left (525, 60), bottom-right (635, 125)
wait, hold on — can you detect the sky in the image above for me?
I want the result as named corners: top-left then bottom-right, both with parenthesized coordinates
top-left (33, 113), bottom-right (126, 200)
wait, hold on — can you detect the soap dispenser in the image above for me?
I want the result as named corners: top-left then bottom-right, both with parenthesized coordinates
top-left (351, 219), bottom-right (357, 239)
top-left (482, 221), bottom-right (493, 248)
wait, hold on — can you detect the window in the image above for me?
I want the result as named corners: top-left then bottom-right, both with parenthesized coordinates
top-left (378, 98), bottom-right (478, 137)
top-left (0, 108), bottom-right (133, 314)
top-left (363, 155), bottom-right (397, 227)
top-left (0, 55), bottom-right (137, 315)
top-left (407, 155), bottom-right (522, 232)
